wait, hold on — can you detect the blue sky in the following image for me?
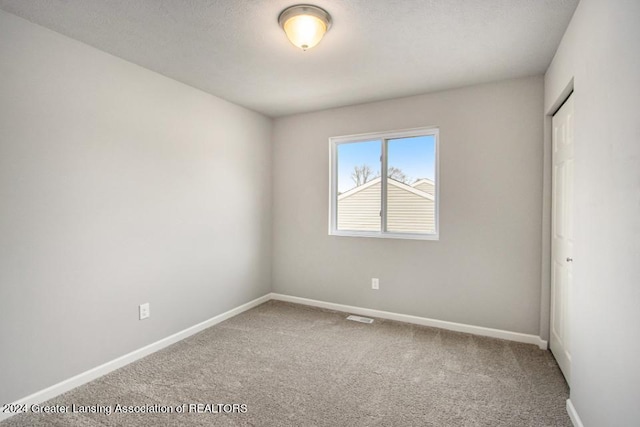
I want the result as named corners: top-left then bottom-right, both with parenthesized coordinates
top-left (337, 135), bottom-right (436, 193)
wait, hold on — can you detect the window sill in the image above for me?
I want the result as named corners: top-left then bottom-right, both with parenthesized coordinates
top-left (329, 230), bottom-right (439, 241)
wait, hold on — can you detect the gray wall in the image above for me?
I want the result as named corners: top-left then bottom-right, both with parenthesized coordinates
top-left (272, 76), bottom-right (545, 336)
top-left (545, 0), bottom-right (640, 425)
top-left (0, 10), bottom-right (272, 404)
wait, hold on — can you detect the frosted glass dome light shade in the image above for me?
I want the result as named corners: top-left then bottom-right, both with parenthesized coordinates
top-left (278, 5), bottom-right (332, 51)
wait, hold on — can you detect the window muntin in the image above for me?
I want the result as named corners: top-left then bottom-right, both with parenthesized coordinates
top-left (329, 127), bottom-right (439, 240)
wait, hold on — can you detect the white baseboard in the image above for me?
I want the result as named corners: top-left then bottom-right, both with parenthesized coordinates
top-left (566, 399), bottom-right (584, 427)
top-left (271, 293), bottom-right (548, 349)
top-left (0, 293), bottom-right (271, 422)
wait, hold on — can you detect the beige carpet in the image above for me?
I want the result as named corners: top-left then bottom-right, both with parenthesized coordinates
top-left (2, 301), bottom-right (571, 426)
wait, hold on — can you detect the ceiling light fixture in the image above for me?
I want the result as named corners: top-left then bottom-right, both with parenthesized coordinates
top-left (278, 4), bottom-right (332, 51)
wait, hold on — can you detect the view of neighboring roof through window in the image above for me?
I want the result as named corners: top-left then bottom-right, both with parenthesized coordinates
top-left (329, 127), bottom-right (439, 240)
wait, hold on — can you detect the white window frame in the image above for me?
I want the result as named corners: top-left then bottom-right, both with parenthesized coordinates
top-left (329, 126), bottom-right (439, 240)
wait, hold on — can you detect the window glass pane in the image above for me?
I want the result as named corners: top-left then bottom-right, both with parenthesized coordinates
top-left (336, 140), bottom-right (381, 231)
top-left (386, 135), bottom-right (436, 233)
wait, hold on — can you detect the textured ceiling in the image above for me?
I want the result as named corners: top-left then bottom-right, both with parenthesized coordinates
top-left (0, 0), bottom-right (579, 117)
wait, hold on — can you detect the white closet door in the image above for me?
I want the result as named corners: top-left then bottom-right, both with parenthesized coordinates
top-left (550, 94), bottom-right (574, 384)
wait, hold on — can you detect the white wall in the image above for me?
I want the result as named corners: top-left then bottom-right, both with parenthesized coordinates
top-left (0, 10), bottom-right (272, 404)
top-left (545, 0), bottom-right (640, 425)
top-left (272, 76), bottom-right (545, 336)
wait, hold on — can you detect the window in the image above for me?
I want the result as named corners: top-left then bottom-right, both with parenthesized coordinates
top-left (329, 127), bottom-right (439, 240)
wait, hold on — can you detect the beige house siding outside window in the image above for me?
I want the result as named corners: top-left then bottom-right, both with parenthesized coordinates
top-left (338, 177), bottom-right (435, 233)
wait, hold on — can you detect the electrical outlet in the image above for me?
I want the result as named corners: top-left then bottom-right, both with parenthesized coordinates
top-left (139, 303), bottom-right (150, 320)
top-left (371, 278), bottom-right (379, 290)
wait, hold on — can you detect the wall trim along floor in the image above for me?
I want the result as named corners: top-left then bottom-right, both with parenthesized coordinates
top-left (1, 292), bottom-right (548, 422)
top-left (270, 293), bottom-right (548, 350)
top-left (566, 399), bottom-right (584, 427)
